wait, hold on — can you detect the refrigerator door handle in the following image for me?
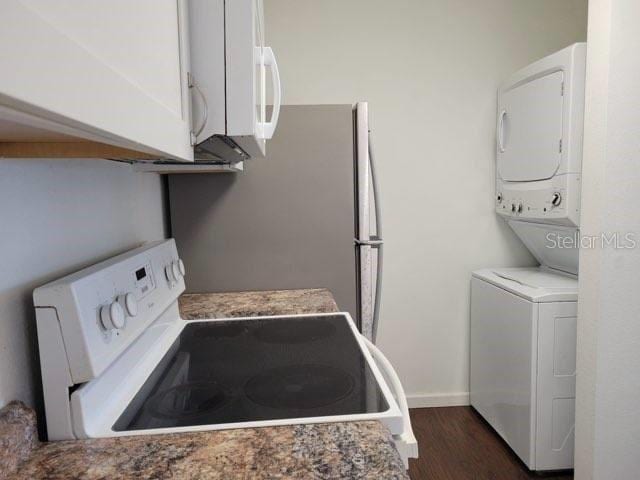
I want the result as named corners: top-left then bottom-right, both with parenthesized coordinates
top-left (368, 131), bottom-right (384, 343)
top-left (355, 237), bottom-right (384, 247)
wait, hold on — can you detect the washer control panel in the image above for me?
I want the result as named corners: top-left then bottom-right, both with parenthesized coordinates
top-left (34, 239), bottom-right (185, 384)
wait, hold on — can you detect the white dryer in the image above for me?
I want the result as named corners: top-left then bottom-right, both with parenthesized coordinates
top-left (470, 267), bottom-right (578, 471)
top-left (496, 42), bottom-right (586, 234)
top-left (470, 43), bottom-right (586, 472)
top-left (495, 42), bottom-right (586, 278)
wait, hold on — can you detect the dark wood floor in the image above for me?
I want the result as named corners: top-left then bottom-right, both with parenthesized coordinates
top-left (407, 407), bottom-right (574, 480)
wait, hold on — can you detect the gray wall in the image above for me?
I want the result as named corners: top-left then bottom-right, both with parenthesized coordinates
top-left (264, 0), bottom-right (588, 405)
top-left (0, 159), bottom-right (167, 412)
top-left (169, 105), bottom-right (358, 317)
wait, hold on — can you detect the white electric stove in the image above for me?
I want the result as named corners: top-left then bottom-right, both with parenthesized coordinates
top-left (34, 239), bottom-right (417, 466)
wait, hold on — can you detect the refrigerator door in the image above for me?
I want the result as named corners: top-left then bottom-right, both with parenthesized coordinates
top-left (354, 102), bottom-right (383, 342)
top-left (355, 103), bottom-right (374, 340)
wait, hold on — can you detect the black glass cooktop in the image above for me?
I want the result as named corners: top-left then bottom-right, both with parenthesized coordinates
top-left (113, 314), bottom-right (389, 431)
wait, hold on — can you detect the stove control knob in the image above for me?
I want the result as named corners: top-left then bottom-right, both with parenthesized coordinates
top-left (172, 259), bottom-right (185, 279)
top-left (517, 203), bottom-right (523, 214)
top-left (172, 261), bottom-right (182, 281)
top-left (177, 259), bottom-right (186, 277)
top-left (165, 264), bottom-right (176, 286)
top-left (551, 192), bottom-right (562, 207)
top-left (118, 293), bottom-right (138, 317)
top-left (511, 203), bottom-right (516, 213)
top-left (496, 193), bottom-right (503, 204)
top-left (100, 301), bottom-right (125, 331)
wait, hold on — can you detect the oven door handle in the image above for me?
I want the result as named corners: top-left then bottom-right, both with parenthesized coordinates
top-left (362, 335), bottom-right (418, 467)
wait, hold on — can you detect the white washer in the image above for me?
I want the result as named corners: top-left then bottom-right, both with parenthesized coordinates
top-left (470, 267), bottom-right (578, 471)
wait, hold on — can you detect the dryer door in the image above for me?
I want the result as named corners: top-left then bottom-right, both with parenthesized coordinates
top-left (497, 71), bottom-right (564, 182)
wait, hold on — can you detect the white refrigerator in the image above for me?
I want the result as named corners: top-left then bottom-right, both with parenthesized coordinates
top-left (354, 102), bottom-right (384, 341)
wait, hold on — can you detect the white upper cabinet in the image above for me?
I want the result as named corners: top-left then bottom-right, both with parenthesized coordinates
top-left (0, 0), bottom-right (194, 161)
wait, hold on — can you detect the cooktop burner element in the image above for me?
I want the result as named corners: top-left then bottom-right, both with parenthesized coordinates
top-left (146, 381), bottom-right (231, 420)
top-left (253, 318), bottom-right (336, 344)
top-left (245, 364), bottom-right (355, 409)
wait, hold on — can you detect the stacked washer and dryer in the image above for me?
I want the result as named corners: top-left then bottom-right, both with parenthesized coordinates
top-left (470, 43), bottom-right (586, 471)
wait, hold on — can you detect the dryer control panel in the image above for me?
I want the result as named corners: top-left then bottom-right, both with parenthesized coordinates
top-left (496, 173), bottom-right (581, 227)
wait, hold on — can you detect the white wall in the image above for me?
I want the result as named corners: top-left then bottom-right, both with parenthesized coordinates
top-left (265, 0), bottom-right (588, 404)
top-left (575, 0), bottom-right (640, 478)
top-left (0, 159), bottom-right (166, 412)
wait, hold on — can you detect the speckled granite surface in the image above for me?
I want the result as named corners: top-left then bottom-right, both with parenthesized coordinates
top-left (0, 402), bottom-right (38, 476)
top-left (2, 289), bottom-right (407, 480)
top-left (179, 288), bottom-right (340, 319)
top-left (10, 421), bottom-right (407, 480)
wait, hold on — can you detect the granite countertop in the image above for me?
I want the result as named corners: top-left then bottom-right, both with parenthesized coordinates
top-left (3, 289), bottom-right (408, 480)
top-left (178, 288), bottom-right (339, 319)
top-left (10, 420), bottom-right (405, 480)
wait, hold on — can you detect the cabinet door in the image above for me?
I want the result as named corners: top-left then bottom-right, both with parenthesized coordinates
top-left (497, 71), bottom-right (564, 182)
top-left (0, 0), bottom-right (193, 161)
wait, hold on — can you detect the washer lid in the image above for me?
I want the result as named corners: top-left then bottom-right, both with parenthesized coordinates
top-left (472, 267), bottom-right (578, 302)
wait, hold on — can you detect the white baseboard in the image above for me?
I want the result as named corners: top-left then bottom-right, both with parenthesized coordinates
top-left (407, 392), bottom-right (470, 408)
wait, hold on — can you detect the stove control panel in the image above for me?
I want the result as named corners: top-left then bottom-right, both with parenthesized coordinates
top-left (34, 239), bottom-right (185, 384)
